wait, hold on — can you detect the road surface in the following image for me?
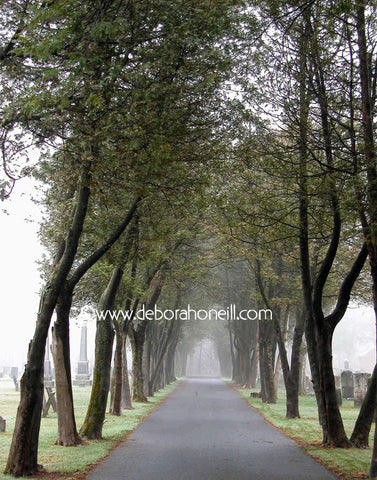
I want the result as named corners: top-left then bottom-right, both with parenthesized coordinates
top-left (87, 378), bottom-right (337, 480)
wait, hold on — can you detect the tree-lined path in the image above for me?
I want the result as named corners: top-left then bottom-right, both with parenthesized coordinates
top-left (87, 379), bottom-right (337, 480)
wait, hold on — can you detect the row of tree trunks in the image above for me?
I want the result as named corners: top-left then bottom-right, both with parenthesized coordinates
top-left (148, 292), bottom-right (182, 395)
top-left (51, 199), bottom-right (140, 445)
top-left (232, 316), bottom-right (257, 388)
top-left (254, 256), bottom-right (305, 416)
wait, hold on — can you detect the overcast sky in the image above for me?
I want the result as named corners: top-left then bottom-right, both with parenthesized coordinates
top-left (0, 177), bottom-right (96, 373)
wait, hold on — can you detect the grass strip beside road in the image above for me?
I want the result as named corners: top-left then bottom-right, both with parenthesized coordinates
top-left (0, 378), bottom-right (179, 480)
top-left (236, 386), bottom-right (374, 480)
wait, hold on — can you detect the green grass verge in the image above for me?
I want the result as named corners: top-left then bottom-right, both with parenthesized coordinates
top-left (236, 386), bottom-right (373, 480)
top-left (0, 378), bottom-right (179, 479)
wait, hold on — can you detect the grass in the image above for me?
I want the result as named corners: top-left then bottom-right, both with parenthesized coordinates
top-left (0, 377), bottom-right (179, 479)
top-left (236, 386), bottom-right (374, 480)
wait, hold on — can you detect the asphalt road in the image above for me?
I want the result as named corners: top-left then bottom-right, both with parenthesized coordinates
top-left (87, 378), bottom-right (337, 480)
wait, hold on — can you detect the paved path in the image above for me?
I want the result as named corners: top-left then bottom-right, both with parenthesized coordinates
top-left (88, 378), bottom-right (337, 480)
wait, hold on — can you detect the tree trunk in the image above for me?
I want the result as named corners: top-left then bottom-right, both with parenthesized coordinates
top-left (355, 3), bottom-right (377, 473)
top-left (149, 318), bottom-right (176, 394)
top-left (233, 347), bottom-right (241, 384)
top-left (316, 324), bottom-right (350, 447)
top-left (143, 326), bottom-right (152, 396)
top-left (51, 288), bottom-right (81, 445)
top-left (121, 336), bottom-right (133, 409)
top-left (351, 363), bottom-right (377, 447)
top-left (5, 343), bottom-right (44, 476)
top-left (259, 319), bottom-right (276, 403)
top-left (80, 267), bottom-right (123, 439)
top-left (296, 14), bottom-right (329, 442)
top-left (110, 322), bottom-right (123, 416)
top-left (166, 327), bottom-right (180, 384)
top-left (285, 310), bottom-right (305, 418)
top-left (130, 327), bottom-right (148, 402)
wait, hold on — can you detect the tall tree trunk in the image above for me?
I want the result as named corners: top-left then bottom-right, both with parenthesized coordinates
top-left (259, 319), bottom-right (276, 403)
top-left (5, 164), bottom-right (91, 477)
top-left (165, 344), bottom-right (176, 384)
top-left (130, 326), bottom-right (148, 402)
top-left (228, 320), bottom-right (236, 381)
top-left (166, 320), bottom-right (181, 384)
top-left (354, 3), bottom-right (377, 472)
top-left (351, 363), bottom-right (377, 447)
top-left (110, 321), bottom-right (123, 416)
top-left (51, 288), bottom-right (81, 445)
top-left (79, 267), bottom-right (123, 439)
top-left (316, 324), bottom-right (349, 446)
top-left (296, 14), bottom-right (329, 443)
top-left (121, 335), bottom-right (133, 409)
top-left (286, 309), bottom-right (305, 418)
top-left (233, 347), bottom-right (241, 385)
top-left (143, 325), bottom-right (152, 396)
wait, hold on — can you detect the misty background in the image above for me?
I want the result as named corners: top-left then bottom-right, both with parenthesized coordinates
top-left (0, 180), bottom-right (375, 377)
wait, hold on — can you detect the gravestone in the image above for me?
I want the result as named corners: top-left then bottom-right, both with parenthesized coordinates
top-left (44, 335), bottom-right (54, 387)
top-left (10, 367), bottom-right (19, 392)
top-left (0, 416), bottom-right (5, 432)
top-left (74, 322), bottom-right (92, 386)
top-left (341, 370), bottom-right (354, 400)
top-left (354, 372), bottom-right (371, 407)
top-left (334, 375), bottom-right (342, 406)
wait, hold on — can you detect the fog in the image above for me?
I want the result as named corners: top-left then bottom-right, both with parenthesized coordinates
top-left (186, 339), bottom-right (221, 377)
top-left (332, 305), bottom-right (376, 373)
top-left (0, 181), bottom-right (376, 378)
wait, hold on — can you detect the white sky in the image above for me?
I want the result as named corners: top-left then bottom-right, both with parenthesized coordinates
top-left (0, 177), bottom-right (95, 374)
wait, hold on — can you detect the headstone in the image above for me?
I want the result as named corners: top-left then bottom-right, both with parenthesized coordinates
top-left (344, 359), bottom-right (350, 370)
top-left (0, 416), bottom-right (5, 432)
top-left (10, 367), bottom-right (19, 392)
top-left (354, 372), bottom-right (371, 407)
top-left (44, 335), bottom-right (54, 388)
top-left (74, 321), bottom-right (92, 386)
top-left (336, 388), bottom-right (342, 406)
top-left (341, 370), bottom-right (354, 400)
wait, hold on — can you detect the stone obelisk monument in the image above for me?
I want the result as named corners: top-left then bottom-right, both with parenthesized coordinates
top-left (74, 321), bottom-right (92, 386)
top-left (44, 334), bottom-right (54, 387)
